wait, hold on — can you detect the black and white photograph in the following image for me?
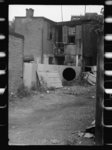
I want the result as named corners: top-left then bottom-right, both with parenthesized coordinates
top-left (8, 5), bottom-right (104, 145)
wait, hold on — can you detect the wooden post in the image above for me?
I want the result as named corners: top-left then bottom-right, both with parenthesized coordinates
top-left (76, 55), bottom-right (78, 66)
top-left (81, 24), bottom-right (85, 72)
top-left (95, 34), bottom-right (104, 145)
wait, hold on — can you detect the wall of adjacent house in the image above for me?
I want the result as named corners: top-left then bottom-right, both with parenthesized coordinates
top-left (43, 20), bottom-right (57, 55)
top-left (14, 18), bottom-right (57, 64)
top-left (9, 34), bottom-right (24, 94)
top-left (14, 18), bottom-right (43, 60)
top-left (62, 25), bottom-right (82, 66)
top-left (42, 20), bottom-right (59, 65)
top-left (82, 23), bottom-right (97, 66)
top-left (62, 25), bottom-right (82, 55)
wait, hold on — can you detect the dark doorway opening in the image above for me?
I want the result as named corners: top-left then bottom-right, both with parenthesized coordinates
top-left (63, 68), bottom-right (76, 81)
top-left (49, 57), bottom-right (53, 64)
top-left (55, 56), bottom-right (65, 65)
top-left (85, 66), bottom-right (91, 72)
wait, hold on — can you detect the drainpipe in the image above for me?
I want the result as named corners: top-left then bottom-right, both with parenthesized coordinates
top-left (41, 28), bottom-right (43, 64)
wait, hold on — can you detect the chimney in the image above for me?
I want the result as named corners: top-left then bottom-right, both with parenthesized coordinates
top-left (26, 8), bottom-right (34, 18)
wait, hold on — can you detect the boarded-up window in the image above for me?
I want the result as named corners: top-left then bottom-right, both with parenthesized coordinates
top-left (62, 26), bottom-right (68, 44)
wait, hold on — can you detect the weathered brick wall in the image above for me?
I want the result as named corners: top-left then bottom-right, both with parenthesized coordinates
top-left (43, 20), bottom-right (57, 55)
top-left (9, 34), bottom-right (24, 94)
top-left (14, 18), bottom-right (57, 61)
top-left (14, 18), bottom-right (43, 59)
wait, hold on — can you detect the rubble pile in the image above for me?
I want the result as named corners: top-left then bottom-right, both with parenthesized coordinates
top-left (62, 86), bottom-right (90, 96)
top-left (83, 66), bottom-right (97, 86)
top-left (83, 72), bottom-right (96, 86)
top-left (76, 120), bottom-right (95, 141)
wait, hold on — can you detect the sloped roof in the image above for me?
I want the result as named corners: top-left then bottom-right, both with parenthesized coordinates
top-left (15, 16), bottom-right (56, 24)
top-left (15, 14), bottom-right (103, 27)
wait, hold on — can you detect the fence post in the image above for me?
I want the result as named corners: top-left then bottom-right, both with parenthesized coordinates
top-left (95, 34), bottom-right (104, 145)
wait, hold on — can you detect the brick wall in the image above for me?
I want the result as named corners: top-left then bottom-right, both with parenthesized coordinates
top-left (9, 34), bottom-right (24, 94)
top-left (14, 18), bottom-right (57, 61)
top-left (14, 18), bottom-right (43, 59)
top-left (43, 20), bottom-right (57, 55)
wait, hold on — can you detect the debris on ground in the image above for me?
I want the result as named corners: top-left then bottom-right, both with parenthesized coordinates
top-left (9, 82), bottom-right (96, 145)
top-left (32, 91), bottom-right (38, 94)
top-left (83, 72), bottom-right (96, 86)
top-left (85, 120), bottom-right (95, 135)
top-left (46, 90), bottom-right (50, 94)
top-left (74, 119), bottom-right (95, 140)
top-left (62, 85), bottom-right (92, 96)
top-left (50, 138), bottom-right (60, 144)
top-left (85, 126), bottom-right (95, 135)
top-left (64, 138), bottom-right (77, 145)
top-left (82, 120), bottom-right (95, 139)
top-left (78, 141), bottom-right (82, 144)
top-left (10, 92), bottom-right (16, 97)
top-left (91, 120), bottom-right (95, 125)
top-left (91, 96), bottom-right (95, 99)
top-left (84, 133), bottom-right (94, 138)
top-left (40, 94), bottom-right (44, 98)
top-left (11, 126), bottom-right (16, 129)
top-left (77, 131), bottom-right (84, 137)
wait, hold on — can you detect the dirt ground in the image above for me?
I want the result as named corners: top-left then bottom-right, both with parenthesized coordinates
top-left (9, 84), bottom-right (96, 145)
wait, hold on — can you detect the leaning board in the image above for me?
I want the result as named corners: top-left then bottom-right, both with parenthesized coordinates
top-left (37, 64), bottom-right (63, 88)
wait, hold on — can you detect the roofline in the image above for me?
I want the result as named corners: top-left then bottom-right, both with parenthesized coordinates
top-left (15, 16), bottom-right (56, 24)
top-left (9, 31), bottom-right (24, 39)
top-left (56, 19), bottom-right (92, 26)
top-left (14, 15), bottom-right (102, 27)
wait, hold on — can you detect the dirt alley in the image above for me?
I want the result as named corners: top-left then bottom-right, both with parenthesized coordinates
top-left (9, 85), bottom-right (96, 145)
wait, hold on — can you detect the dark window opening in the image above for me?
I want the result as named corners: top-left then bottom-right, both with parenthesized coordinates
top-left (54, 42), bottom-right (64, 55)
top-left (47, 24), bottom-right (53, 40)
top-left (68, 36), bottom-right (75, 44)
top-left (55, 56), bottom-right (65, 65)
top-left (49, 57), bottom-right (53, 64)
top-left (58, 27), bottom-right (63, 42)
top-left (85, 66), bottom-right (92, 72)
top-left (49, 32), bottom-right (52, 40)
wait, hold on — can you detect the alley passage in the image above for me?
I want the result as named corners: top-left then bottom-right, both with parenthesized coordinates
top-left (9, 85), bottom-right (96, 145)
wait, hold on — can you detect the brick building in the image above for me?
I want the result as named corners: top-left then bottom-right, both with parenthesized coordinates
top-left (14, 8), bottom-right (57, 64)
top-left (13, 8), bottom-right (102, 70)
top-left (13, 8), bottom-right (85, 66)
top-left (9, 31), bottom-right (24, 94)
top-left (9, 8), bottom-right (103, 89)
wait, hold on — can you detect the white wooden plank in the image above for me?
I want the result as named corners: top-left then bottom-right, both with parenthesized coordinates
top-left (37, 64), bottom-right (62, 88)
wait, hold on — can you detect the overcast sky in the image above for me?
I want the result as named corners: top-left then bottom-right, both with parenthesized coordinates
top-left (9, 5), bottom-right (104, 22)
